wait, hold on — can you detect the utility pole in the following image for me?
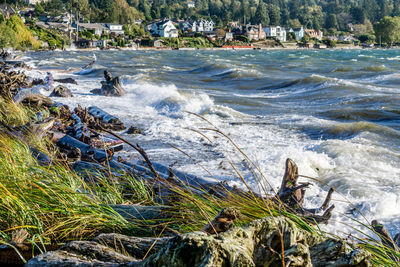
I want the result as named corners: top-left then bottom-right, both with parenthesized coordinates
top-left (69, 0), bottom-right (72, 43)
top-left (75, 0), bottom-right (79, 42)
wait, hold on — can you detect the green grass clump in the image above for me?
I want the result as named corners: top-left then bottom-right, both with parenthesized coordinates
top-left (0, 134), bottom-right (154, 245)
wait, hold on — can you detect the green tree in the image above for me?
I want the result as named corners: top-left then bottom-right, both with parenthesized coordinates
top-left (325, 14), bottom-right (338, 29)
top-left (34, 3), bottom-right (45, 16)
top-left (267, 4), bottom-right (280, 25)
top-left (374, 16), bottom-right (400, 45)
top-left (254, 1), bottom-right (269, 25)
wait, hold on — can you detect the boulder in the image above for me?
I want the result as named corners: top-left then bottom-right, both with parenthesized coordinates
top-left (26, 216), bottom-right (371, 267)
top-left (50, 85), bottom-right (73, 97)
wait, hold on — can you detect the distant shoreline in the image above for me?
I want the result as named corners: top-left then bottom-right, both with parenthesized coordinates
top-left (32, 45), bottom-right (366, 52)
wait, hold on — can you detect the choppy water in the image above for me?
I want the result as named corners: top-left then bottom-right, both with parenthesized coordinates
top-left (22, 49), bottom-right (400, 238)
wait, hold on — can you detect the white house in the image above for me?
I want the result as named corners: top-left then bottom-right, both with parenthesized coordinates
top-left (287, 27), bottom-right (305, 41)
top-left (264, 26), bottom-right (286, 42)
top-left (106, 23), bottom-right (124, 35)
top-left (25, 0), bottom-right (49, 5)
top-left (150, 20), bottom-right (178, 37)
top-left (192, 20), bottom-right (215, 32)
top-left (187, 1), bottom-right (195, 8)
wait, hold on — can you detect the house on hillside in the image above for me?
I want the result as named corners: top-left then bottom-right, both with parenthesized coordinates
top-left (179, 20), bottom-right (193, 32)
top-left (79, 23), bottom-right (110, 36)
top-left (47, 22), bottom-right (69, 32)
top-left (0, 4), bottom-right (16, 19)
top-left (305, 29), bottom-right (323, 40)
top-left (192, 20), bottom-right (215, 32)
top-left (287, 27), bottom-right (304, 41)
top-left (25, 0), bottom-right (50, 4)
top-left (225, 31), bottom-right (233, 42)
top-left (150, 19), bottom-right (178, 37)
top-left (242, 24), bottom-right (266, 41)
top-left (264, 26), bottom-right (286, 42)
top-left (187, 1), bottom-right (195, 8)
top-left (106, 23), bottom-right (124, 36)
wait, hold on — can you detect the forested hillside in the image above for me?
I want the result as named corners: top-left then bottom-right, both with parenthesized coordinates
top-left (8, 0), bottom-right (398, 33)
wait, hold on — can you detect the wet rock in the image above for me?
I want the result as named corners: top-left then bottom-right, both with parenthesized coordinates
top-left (91, 70), bottom-right (126, 96)
top-left (26, 216), bottom-right (371, 267)
top-left (54, 78), bottom-right (78, 85)
top-left (49, 85), bottom-right (73, 97)
top-left (126, 126), bottom-right (142, 135)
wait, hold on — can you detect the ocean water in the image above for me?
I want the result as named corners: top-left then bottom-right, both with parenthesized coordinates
top-left (21, 49), bottom-right (400, 238)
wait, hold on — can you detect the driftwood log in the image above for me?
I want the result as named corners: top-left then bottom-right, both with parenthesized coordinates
top-left (371, 220), bottom-right (400, 252)
top-left (275, 158), bottom-right (335, 224)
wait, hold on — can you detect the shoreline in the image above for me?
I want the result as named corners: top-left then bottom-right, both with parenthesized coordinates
top-left (8, 44), bottom-right (375, 53)
top-left (0, 55), bottom-right (396, 267)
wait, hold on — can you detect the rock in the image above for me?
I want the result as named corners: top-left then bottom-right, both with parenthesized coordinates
top-left (91, 70), bottom-right (126, 96)
top-left (49, 85), bottom-right (73, 97)
top-left (26, 216), bottom-right (371, 267)
top-left (54, 78), bottom-right (78, 85)
top-left (126, 126), bottom-right (142, 135)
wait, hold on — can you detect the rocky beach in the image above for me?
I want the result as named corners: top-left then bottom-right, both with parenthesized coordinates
top-left (0, 49), bottom-right (399, 266)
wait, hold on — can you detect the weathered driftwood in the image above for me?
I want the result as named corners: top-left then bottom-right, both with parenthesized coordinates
top-left (56, 135), bottom-right (111, 163)
top-left (371, 220), bottom-right (400, 252)
top-left (30, 147), bottom-right (52, 166)
top-left (90, 70), bottom-right (126, 96)
top-left (202, 207), bottom-right (241, 235)
top-left (26, 216), bottom-right (372, 267)
top-left (0, 68), bottom-right (30, 98)
top-left (275, 158), bottom-right (335, 224)
top-left (21, 118), bottom-right (55, 140)
top-left (87, 106), bottom-right (125, 130)
top-left (94, 233), bottom-right (171, 260)
top-left (69, 113), bottom-right (93, 143)
top-left (72, 161), bottom-right (122, 182)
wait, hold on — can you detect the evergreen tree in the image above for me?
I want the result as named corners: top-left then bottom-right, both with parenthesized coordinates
top-left (254, 1), bottom-right (269, 25)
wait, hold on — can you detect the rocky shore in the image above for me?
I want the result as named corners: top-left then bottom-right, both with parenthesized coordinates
top-left (0, 58), bottom-right (398, 266)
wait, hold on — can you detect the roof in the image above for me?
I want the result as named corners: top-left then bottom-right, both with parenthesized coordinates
top-left (0, 4), bottom-right (16, 16)
top-left (106, 23), bottom-right (122, 26)
top-left (80, 23), bottom-right (108, 30)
